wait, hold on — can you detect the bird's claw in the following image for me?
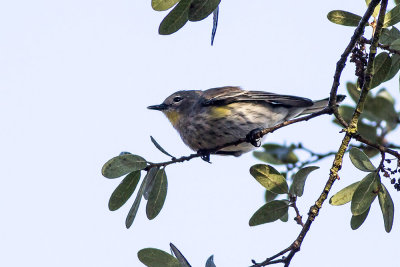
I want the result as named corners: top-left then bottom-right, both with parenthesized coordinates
top-left (246, 128), bottom-right (262, 147)
top-left (197, 149), bottom-right (211, 163)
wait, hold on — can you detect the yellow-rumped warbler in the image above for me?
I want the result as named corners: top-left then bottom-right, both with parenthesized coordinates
top-left (148, 86), bottom-right (345, 156)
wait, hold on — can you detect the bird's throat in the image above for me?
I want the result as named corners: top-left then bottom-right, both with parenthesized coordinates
top-left (164, 110), bottom-right (180, 127)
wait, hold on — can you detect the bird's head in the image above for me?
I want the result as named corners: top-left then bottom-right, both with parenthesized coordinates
top-left (147, 90), bottom-right (200, 127)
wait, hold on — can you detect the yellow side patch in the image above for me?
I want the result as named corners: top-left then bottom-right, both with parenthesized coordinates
top-left (209, 105), bottom-right (233, 119)
top-left (164, 110), bottom-right (180, 126)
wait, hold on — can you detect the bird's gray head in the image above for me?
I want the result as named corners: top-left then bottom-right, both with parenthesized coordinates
top-left (147, 90), bottom-right (201, 127)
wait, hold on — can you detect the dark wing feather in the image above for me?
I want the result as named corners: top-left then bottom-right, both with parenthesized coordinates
top-left (201, 86), bottom-right (313, 107)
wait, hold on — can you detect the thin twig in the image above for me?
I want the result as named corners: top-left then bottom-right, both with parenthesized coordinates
top-left (360, 36), bottom-right (400, 55)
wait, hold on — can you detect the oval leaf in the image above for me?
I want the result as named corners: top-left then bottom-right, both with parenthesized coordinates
top-left (380, 27), bottom-right (400, 45)
top-left (144, 167), bottom-right (160, 200)
top-left (249, 164), bottom-right (288, 194)
top-left (349, 147), bottom-right (376, 172)
top-left (378, 184), bottom-right (394, 233)
top-left (150, 136), bottom-right (175, 158)
top-left (384, 4), bottom-right (400, 28)
top-left (159, 0), bottom-right (191, 35)
top-left (102, 154), bottom-right (147, 179)
top-left (351, 172), bottom-right (380, 215)
top-left (383, 54), bottom-right (400, 82)
top-left (249, 200), bottom-right (289, 226)
top-left (365, 1), bottom-right (380, 18)
top-left (205, 255), bottom-right (216, 267)
top-left (289, 166), bottom-right (319, 197)
top-left (188, 0), bottom-right (221, 22)
top-left (370, 52), bottom-right (392, 89)
top-left (279, 211), bottom-right (289, 222)
top-left (125, 168), bottom-right (158, 228)
top-left (146, 169), bottom-right (168, 220)
top-left (346, 82), bottom-right (360, 103)
top-left (108, 171), bottom-right (141, 211)
top-left (138, 248), bottom-right (180, 267)
top-left (350, 207), bottom-right (370, 230)
top-left (152, 0), bottom-right (180, 11)
top-left (327, 10), bottom-right (363, 27)
top-left (265, 189), bottom-right (278, 202)
top-left (169, 243), bottom-right (191, 267)
top-left (329, 181), bottom-right (360, 206)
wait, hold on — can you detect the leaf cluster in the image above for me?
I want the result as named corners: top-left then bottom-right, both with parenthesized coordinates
top-left (330, 148), bottom-right (394, 232)
top-left (248, 164), bottom-right (319, 226)
top-left (152, 0), bottom-right (220, 35)
top-left (102, 152), bottom-right (168, 228)
top-left (137, 244), bottom-right (215, 267)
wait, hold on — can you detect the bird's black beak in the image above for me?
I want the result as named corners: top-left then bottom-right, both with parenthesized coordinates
top-left (147, 103), bottom-right (168, 111)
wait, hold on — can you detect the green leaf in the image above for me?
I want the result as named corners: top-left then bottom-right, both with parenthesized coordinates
top-left (108, 171), bottom-right (141, 211)
top-left (152, 0), bottom-right (180, 11)
top-left (378, 184), bottom-right (394, 232)
top-left (289, 166), bottom-right (319, 197)
top-left (383, 54), bottom-right (400, 82)
top-left (279, 211), bottom-right (289, 222)
top-left (365, 94), bottom-right (399, 128)
top-left (351, 207), bottom-right (370, 230)
top-left (349, 147), bottom-right (376, 172)
top-left (361, 146), bottom-right (380, 158)
top-left (390, 38), bottom-right (400, 50)
top-left (327, 10), bottom-right (363, 27)
top-left (358, 121), bottom-right (379, 142)
top-left (146, 169), bottom-right (168, 220)
top-left (125, 168), bottom-right (159, 228)
top-left (249, 200), bottom-right (289, 226)
top-left (102, 154), bottom-right (147, 179)
top-left (370, 52), bottom-right (392, 89)
top-left (205, 255), bottom-right (216, 267)
top-left (138, 248), bottom-right (180, 267)
top-left (169, 243), bottom-right (191, 267)
top-left (339, 105), bottom-right (356, 121)
top-left (150, 136), bottom-right (175, 158)
top-left (265, 189), bottom-right (278, 202)
top-left (329, 181), bottom-right (361, 206)
top-left (351, 172), bottom-right (380, 215)
top-left (249, 164), bottom-right (288, 194)
top-left (144, 167), bottom-right (160, 200)
top-left (346, 82), bottom-right (360, 103)
top-left (384, 4), bottom-right (400, 28)
top-left (159, 0), bottom-right (191, 35)
top-left (365, 0), bottom-right (381, 18)
top-left (188, 0), bottom-right (220, 21)
top-left (253, 144), bottom-right (298, 165)
top-left (380, 27), bottom-right (400, 45)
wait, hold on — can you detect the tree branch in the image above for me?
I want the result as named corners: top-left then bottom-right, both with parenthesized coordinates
top-left (145, 107), bottom-right (335, 170)
top-left (251, 1), bottom-right (387, 266)
top-left (329, 0), bottom-right (381, 126)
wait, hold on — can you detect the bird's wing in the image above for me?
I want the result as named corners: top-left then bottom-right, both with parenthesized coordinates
top-left (201, 86), bottom-right (314, 107)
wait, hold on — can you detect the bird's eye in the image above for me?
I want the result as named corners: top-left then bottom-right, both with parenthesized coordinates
top-left (173, 96), bottom-right (183, 103)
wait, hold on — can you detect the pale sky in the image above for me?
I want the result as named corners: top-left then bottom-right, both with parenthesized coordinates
top-left (1, 1), bottom-right (399, 266)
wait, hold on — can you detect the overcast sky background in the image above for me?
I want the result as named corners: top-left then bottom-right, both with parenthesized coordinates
top-left (1, 1), bottom-right (399, 266)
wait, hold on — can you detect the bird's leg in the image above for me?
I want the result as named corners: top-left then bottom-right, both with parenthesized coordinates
top-left (246, 128), bottom-right (263, 147)
top-left (197, 149), bottom-right (211, 163)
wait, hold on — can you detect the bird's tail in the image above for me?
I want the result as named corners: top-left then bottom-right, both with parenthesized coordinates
top-left (299, 95), bottom-right (346, 116)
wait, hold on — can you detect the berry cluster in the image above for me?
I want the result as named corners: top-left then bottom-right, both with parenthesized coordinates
top-left (350, 42), bottom-right (368, 86)
top-left (381, 159), bottom-right (400, 191)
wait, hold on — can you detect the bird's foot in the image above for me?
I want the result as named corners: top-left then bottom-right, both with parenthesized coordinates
top-left (197, 149), bottom-right (211, 163)
top-left (246, 128), bottom-right (263, 147)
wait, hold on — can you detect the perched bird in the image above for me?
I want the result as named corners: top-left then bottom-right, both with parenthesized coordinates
top-left (148, 86), bottom-right (345, 156)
